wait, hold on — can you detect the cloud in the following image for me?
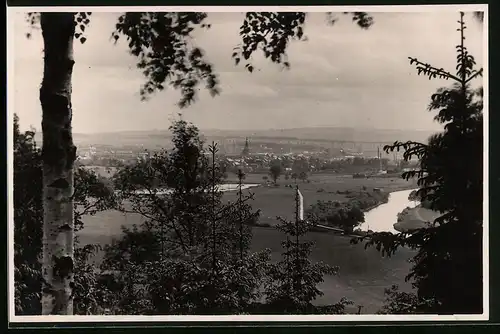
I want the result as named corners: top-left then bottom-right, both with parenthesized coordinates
top-left (11, 10), bottom-right (484, 133)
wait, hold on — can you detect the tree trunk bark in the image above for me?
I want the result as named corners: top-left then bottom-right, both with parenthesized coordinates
top-left (40, 12), bottom-right (77, 315)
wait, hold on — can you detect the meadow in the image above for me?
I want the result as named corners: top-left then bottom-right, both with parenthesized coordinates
top-left (223, 172), bottom-right (418, 225)
top-left (78, 171), bottom-right (417, 313)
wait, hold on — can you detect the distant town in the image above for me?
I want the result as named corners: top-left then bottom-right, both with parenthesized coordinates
top-left (76, 134), bottom-right (419, 180)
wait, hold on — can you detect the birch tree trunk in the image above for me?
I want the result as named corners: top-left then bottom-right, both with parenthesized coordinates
top-left (40, 12), bottom-right (77, 315)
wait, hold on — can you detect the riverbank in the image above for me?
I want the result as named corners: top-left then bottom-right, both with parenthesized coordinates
top-left (224, 173), bottom-right (417, 227)
top-left (358, 189), bottom-right (417, 233)
top-left (393, 205), bottom-right (441, 232)
top-left (360, 197), bottom-right (389, 213)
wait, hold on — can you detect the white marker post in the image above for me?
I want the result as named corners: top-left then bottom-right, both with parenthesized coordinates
top-left (297, 186), bottom-right (304, 221)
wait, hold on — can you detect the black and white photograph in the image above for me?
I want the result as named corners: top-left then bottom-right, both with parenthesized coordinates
top-left (8, 4), bottom-right (488, 323)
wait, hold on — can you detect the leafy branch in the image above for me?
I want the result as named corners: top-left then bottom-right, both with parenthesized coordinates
top-left (233, 12), bottom-right (374, 73)
top-left (111, 12), bottom-right (219, 107)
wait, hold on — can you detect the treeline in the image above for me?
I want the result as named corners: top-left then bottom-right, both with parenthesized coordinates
top-left (78, 157), bottom-right (127, 168)
top-left (319, 157), bottom-right (389, 172)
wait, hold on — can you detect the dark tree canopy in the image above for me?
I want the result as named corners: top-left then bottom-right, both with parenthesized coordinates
top-left (233, 12), bottom-right (373, 72)
top-left (13, 114), bottom-right (43, 315)
top-left (112, 12), bottom-right (219, 107)
top-left (24, 11), bottom-right (374, 107)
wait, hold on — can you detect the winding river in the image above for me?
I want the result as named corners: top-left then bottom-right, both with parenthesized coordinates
top-left (358, 189), bottom-right (419, 234)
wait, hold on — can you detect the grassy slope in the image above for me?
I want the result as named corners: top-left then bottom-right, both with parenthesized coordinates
top-left (251, 227), bottom-right (414, 313)
top-left (78, 210), bottom-right (414, 313)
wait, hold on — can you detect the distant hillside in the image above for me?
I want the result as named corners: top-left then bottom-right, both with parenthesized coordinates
top-left (201, 127), bottom-right (436, 143)
top-left (33, 127), bottom-right (437, 148)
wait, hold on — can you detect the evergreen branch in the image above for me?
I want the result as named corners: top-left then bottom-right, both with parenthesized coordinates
top-left (465, 68), bottom-right (483, 84)
top-left (408, 57), bottom-right (461, 82)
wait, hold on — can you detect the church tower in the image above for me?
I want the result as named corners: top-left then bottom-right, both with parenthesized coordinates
top-left (241, 137), bottom-right (250, 156)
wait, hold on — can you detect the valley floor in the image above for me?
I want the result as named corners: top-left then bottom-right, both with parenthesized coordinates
top-left (78, 172), bottom-right (418, 314)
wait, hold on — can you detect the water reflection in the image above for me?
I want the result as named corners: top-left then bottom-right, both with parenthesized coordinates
top-left (358, 189), bottom-right (419, 233)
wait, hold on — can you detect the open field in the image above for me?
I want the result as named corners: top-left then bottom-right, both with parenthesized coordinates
top-left (78, 172), bottom-right (417, 246)
top-left (223, 173), bottom-right (418, 225)
top-left (81, 167), bottom-right (417, 227)
top-left (77, 172), bottom-right (417, 313)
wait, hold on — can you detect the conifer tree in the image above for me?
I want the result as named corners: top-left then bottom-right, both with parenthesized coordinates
top-left (356, 12), bottom-right (484, 314)
top-left (263, 188), bottom-right (349, 314)
top-left (108, 122), bottom-right (268, 314)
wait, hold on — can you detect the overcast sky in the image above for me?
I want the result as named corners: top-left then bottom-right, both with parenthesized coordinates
top-left (11, 9), bottom-right (484, 134)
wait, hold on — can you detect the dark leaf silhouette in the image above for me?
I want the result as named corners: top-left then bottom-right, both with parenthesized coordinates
top-left (232, 12), bottom-right (373, 72)
top-left (13, 115), bottom-right (117, 315)
top-left (111, 12), bottom-right (219, 107)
